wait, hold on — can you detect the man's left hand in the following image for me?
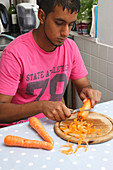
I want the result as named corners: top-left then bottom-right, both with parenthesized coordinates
top-left (79, 87), bottom-right (102, 108)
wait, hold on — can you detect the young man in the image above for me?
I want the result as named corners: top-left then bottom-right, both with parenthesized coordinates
top-left (0, 0), bottom-right (101, 126)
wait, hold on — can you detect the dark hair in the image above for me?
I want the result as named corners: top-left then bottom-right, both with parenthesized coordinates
top-left (38, 0), bottom-right (80, 16)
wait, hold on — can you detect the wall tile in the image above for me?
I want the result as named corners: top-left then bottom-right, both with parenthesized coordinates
top-left (106, 90), bottom-right (113, 101)
top-left (99, 58), bottom-right (107, 75)
top-left (91, 55), bottom-right (99, 71)
top-left (91, 82), bottom-right (98, 89)
top-left (74, 37), bottom-right (80, 46)
top-left (90, 69), bottom-right (98, 83)
top-left (74, 37), bottom-right (84, 52)
top-left (98, 72), bottom-right (107, 88)
top-left (98, 44), bottom-right (108, 60)
top-left (97, 85), bottom-right (107, 102)
top-left (107, 62), bottom-right (113, 78)
top-left (83, 53), bottom-right (91, 67)
top-left (91, 42), bottom-right (99, 57)
top-left (84, 40), bottom-right (91, 54)
top-left (107, 77), bottom-right (113, 92)
top-left (108, 47), bottom-right (113, 63)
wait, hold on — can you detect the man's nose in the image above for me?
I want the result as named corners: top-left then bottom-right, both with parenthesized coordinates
top-left (61, 25), bottom-right (69, 37)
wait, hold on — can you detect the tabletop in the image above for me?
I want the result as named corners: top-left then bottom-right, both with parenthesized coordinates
top-left (0, 100), bottom-right (113, 170)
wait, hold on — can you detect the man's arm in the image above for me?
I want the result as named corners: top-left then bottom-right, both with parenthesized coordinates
top-left (0, 94), bottom-right (41, 123)
top-left (0, 94), bottom-right (71, 123)
top-left (72, 76), bottom-right (102, 107)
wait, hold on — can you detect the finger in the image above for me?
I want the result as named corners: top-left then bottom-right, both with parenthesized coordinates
top-left (47, 113), bottom-right (56, 121)
top-left (52, 110), bottom-right (62, 122)
top-left (90, 98), bottom-right (95, 108)
top-left (95, 91), bottom-right (102, 103)
top-left (83, 89), bottom-right (96, 106)
top-left (83, 98), bottom-right (88, 103)
top-left (91, 90), bottom-right (102, 106)
top-left (80, 92), bottom-right (87, 101)
top-left (62, 106), bottom-right (71, 118)
top-left (59, 111), bottom-right (66, 121)
top-left (54, 114), bottom-right (61, 122)
top-left (55, 102), bottom-right (71, 120)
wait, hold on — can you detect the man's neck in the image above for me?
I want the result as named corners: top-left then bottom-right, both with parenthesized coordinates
top-left (32, 28), bottom-right (57, 52)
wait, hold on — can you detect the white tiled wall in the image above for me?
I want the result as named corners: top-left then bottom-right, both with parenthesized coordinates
top-left (70, 32), bottom-right (113, 108)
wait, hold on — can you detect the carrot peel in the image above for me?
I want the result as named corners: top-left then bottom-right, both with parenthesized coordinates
top-left (60, 118), bottom-right (101, 155)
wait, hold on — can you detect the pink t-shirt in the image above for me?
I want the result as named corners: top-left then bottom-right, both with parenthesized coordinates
top-left (0, 30), bottom-right (88, 127)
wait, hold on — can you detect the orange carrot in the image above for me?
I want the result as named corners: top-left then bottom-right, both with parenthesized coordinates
top-left (29, 117), bottom-right (54, 145)
top-left (4, 135), bottom-right (53, 150)
top-left (77, 99), bottom-right (91, 121)
top-left (60, 143), bottom-right (73, 155)
top-left (60, 118), bottom-right (100, 155)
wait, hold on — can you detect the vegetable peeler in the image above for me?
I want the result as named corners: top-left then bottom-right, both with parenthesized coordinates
top-left (71, 108), bottom-right (92, 114)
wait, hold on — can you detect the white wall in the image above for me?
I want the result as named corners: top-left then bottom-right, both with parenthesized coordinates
top-left (72, 34), bottom-right (113, 108)
top-left (0, 0), bottom-right (9, 9)
top-left (0, 0), bottom-right (37, 9)
top-left (97, 0), bottom-right (113, 47)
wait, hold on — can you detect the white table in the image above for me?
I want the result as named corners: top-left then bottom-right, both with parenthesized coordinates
top-left (0, 100), bottom-right (113, 170)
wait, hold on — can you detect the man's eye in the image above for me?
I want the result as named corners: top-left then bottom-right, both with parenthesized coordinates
top-left (69, 23), bottom-right (74, 27)
top-left (55, 22), bottom-right (63, 25)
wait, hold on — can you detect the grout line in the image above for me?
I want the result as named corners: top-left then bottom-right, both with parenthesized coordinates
top-left (96, 38), bottom-right (113, 49)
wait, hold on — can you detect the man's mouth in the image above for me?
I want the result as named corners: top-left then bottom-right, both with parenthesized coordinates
top-left (57, 38), bottom-right (66, 43)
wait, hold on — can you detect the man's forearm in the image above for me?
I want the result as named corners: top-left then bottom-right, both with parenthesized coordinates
top-left (0, 101), bottom-right (43, 123)
top-left (72, 76), bottom-right (92, 96)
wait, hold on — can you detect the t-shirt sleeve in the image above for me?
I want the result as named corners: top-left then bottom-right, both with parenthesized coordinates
top-left (0, 49), bottom-right (22, 96)
top-left (70, 41), bottom-right (88, 80)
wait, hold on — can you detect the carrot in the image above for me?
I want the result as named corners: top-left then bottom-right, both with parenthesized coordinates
top-left (77, 99), bottom-right (91, 121)
top-left (60, 118), bottom-right (101, 155)
top-left (60, 143), bottom-right (73, 155)
top-left (4, 135), bottom-right (53, 150)
top-left (29, 117), bottom-right (54, 145)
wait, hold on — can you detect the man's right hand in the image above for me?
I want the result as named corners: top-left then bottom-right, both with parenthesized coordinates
top-left (41, 101), bottom-right (71, 121)
top-left (0, 93), bottom-right (71, 123)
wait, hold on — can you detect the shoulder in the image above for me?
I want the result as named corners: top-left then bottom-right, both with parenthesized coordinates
top-left (5, 31), bottom-right (32, 52)
top-left (63, 38), bottom-right (79, 50)
top-left (60, 38), bottom-right (80, 56)
top-left (64, 38), bottom-right (77, 46)
top-left (1, 31), bottom-right (33, 66)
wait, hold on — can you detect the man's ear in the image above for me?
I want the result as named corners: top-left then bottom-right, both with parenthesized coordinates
top-left (38, 9), bottom-right (46, 24)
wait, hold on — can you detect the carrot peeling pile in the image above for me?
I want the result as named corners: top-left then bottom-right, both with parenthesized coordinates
top-left (60, 118), bottom-right (101, 155)
top-left (4, 117), bottom-right (54, 150)
top-left (60, 99), bottom-right (100, 155)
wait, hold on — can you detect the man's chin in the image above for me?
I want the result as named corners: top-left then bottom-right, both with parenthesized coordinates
top-left (49, 39), bottom-right (65, 47)
top-left (56, 44), bottom-right (63, 47)
top-left (55, 41), bottom-right (64, 47)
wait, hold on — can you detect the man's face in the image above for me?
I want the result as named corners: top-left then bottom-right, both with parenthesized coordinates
top-left (43, 5), bottom-right (78, 47)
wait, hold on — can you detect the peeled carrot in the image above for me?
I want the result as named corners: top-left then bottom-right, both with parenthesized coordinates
top-left (29, 117), bottom-right (54, 145)
top-left (77, 99), bottom-right (91, 120)
top-left (4, 135), bottom-right (53, 150)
